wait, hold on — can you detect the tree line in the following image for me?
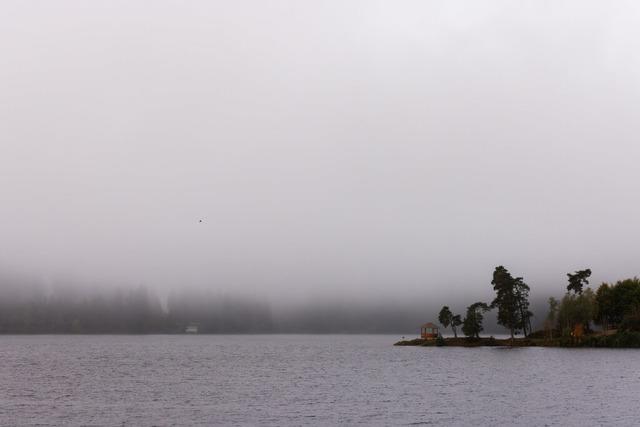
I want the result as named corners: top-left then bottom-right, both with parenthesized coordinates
top-left (0, 285), bottom-right (273, 334)
top-left (1, 277), bottom-right (466, 334)
top-left (438, 266), bottom-right (640, 343)
top-left (438, 265), bottom-right (532, 342)
top-left (545, 270), bottom-right (640, 339)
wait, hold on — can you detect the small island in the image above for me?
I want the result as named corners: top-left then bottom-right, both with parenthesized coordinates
top-left (396, 266), bottom-right (640, 348)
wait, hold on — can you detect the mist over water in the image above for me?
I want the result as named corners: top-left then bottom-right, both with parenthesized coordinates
top-left (2, 1), bottom-right (640, 331)
top-left (0, 269), bottom-right (552, 334)
top-left (3, 2), bottom-right (640, 426)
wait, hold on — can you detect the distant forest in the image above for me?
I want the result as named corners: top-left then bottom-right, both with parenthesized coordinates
top-left (0, 281), bottom-right (273, 334)
top-left (0, 273), bottom-right (548, 334)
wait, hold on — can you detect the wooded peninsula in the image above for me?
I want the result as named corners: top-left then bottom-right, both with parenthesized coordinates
top-left (395, 266), bottom-right (640, 348)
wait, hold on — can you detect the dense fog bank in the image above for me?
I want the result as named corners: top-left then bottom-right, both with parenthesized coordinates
top-left (0, 279), bottom-right (270, 334)
top-left (0, 272), bottom-right (552, 334)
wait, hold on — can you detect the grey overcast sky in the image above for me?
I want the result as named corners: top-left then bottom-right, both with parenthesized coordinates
top-left (1, 1), bottom-right (639, 302)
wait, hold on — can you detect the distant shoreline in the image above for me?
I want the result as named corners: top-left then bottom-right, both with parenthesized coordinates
top-left (395, 332), bottom-right (640, 348)
top-left (0, 332), bottom-right (416, 336)
top-left (396, 337), bottom-right (532, 347)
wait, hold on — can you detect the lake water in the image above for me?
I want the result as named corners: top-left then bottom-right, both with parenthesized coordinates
top-left (1, 335), bottom-right (639, 426)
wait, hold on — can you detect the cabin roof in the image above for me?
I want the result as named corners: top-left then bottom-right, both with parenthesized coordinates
top-left (421, 322), bottom-right (438, 328)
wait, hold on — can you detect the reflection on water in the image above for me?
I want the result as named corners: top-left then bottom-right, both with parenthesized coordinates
top-left (1, 335), bottom-right (638, 426)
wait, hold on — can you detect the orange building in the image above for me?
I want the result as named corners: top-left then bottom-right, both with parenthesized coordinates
top-left (420, 322), bottom-right (439, 340)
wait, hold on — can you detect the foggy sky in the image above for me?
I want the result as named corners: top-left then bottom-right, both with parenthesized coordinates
top-left (2, 1), bottom-right (640, 306)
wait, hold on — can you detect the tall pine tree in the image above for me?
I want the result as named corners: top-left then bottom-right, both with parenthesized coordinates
top-left (491, 266), bottom-right (532, 341)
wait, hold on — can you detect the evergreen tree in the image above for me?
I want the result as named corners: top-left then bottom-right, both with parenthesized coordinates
top-left (514, 276), bottom-right (533, 336)
top-left (567, 269), bottom-right (591, 294)
top-left (491, 266), bottom-right (519, 340)
top-left (438, 306), bottom-right (452, 331)
top-left (462, 302), bottom-right (490, 338)
top-left (451, 314), bottom-right (462, 338)
top-left (490, 266), bottom-right (532, 340)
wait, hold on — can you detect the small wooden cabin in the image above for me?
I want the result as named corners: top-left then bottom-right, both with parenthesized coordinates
top-left (420, 322), bottom-right (439, 340)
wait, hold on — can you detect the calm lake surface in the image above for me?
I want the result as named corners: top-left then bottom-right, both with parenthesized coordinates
top-left (1, 335), bottom-right (639, 426)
